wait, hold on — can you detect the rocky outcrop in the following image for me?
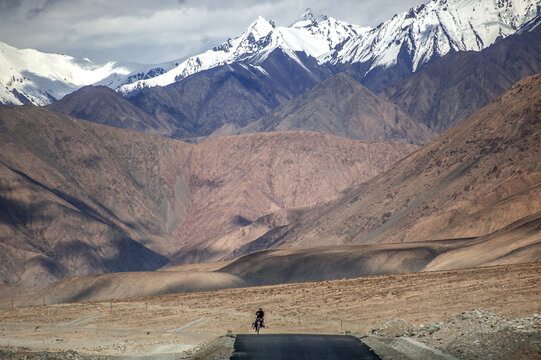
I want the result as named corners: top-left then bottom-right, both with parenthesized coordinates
top-left (367, 309), bottom-right (541, 360)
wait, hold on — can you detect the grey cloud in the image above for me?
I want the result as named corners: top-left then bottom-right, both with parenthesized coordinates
top-left (0, 0), bottom-right (21, 14)
top-left (0, 0), bottom-right (427, 64)
top-left (27, 0), bottom-right (67, 19)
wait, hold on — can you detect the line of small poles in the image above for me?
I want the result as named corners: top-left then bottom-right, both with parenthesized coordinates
top-left (2, 299), bottom-right (151, 310)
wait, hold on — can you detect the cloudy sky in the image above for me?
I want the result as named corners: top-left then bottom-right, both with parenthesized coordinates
top-left (0, 0), bottom-right (426, 65)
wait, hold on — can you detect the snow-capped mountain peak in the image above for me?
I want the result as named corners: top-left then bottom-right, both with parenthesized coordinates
top-left (0, 40), bottom-right (132, 105)
top-left (117, 10), bottom-right (365, 95)
top-left (288, 10), bottom-right (370, 52)
top-left (328, 0), bottom-right (540, 72)
top-left (293, 8), bottom-right (329, 27)
top-left (0, 39), bottom-right (182, 105)
top-left (248, 16), bottom-right (276, 37)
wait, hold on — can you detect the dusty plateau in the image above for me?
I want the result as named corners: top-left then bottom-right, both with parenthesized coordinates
top-left (0, 262), bottom-right (540, 359)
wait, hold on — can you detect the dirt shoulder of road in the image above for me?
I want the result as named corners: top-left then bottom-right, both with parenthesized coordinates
top-left (362, 309), bottom-right (540, 359)
top-left (0, 262), bottom-right (539, 359)
top-left (186, 335), bottom-right (235, 360)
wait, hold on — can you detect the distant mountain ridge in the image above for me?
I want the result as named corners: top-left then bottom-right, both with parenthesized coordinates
top-left (116, 9), bottom-right (368, 95)
top-left (231, 73), bottom-right (435, 144)
top-left (120, 0), bottom-right (539, 95)
top-left (50, 50), bottom-right (335, 140)
top-left (330, 0), bottom-right (538, 71)
top-left (47, 85), bottom-right (175, 137)
top-left (1, 0), bottom-right (538, 105)
top-left (0, 40), bottom-right (182, 106)
top-left (49, 15), bottom-right (541, 143)
top-left (0, 41), bottom-right (126, 105)
top-left (42, 4), bottom-right (541, 148)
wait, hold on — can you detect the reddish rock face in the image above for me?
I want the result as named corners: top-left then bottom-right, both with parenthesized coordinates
top-left (172, 131), bottom-right (418, 264)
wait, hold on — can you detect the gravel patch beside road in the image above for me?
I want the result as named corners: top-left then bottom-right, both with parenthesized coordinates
top-left (368, 309), bottom-right (541, 359)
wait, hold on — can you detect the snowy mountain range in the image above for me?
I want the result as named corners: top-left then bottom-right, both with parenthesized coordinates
top-left (118, 0), bottom-right (539, 95)
top-left (0, 41), bottom-right (123, 105)
top-left (0, 41), bottom-right (180, 105)
top-left (329, 0), bottom-right (540, 72)
top-left (116, 10), bottom-right (368, 95)
top-left (1, 0), bottom-right (539, 105)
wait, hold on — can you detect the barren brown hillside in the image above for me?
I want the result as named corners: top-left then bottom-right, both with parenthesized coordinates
top-left (173, 132), bottom-right (418, 263)
top-left (0, 106), bottom-right (417, 286)
top-left (0, 106), bottom-right (192, 286)
top-left (247, 74), bottom-right (541, 267)
top-left (234, 73), bottom-right (435, 145)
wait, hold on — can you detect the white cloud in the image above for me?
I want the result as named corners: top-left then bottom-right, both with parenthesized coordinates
top-left (0, 0), bottom-right (426, 64)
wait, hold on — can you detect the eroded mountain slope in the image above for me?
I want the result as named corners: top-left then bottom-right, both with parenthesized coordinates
top-left (243, 74), bottom-right (541, 263)
top-left (0, 106), bottom-right (193, 286)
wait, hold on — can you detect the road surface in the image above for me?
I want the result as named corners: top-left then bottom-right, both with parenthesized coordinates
top-left (231, 334), bottom-right (381, 359)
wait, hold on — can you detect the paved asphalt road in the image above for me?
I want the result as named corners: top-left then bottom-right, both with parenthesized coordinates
top-left (230, 334), bottom-right (381, 359)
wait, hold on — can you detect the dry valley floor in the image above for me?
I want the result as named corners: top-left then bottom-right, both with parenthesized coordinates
top-left (0, 262), bottom-right (540, 358)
